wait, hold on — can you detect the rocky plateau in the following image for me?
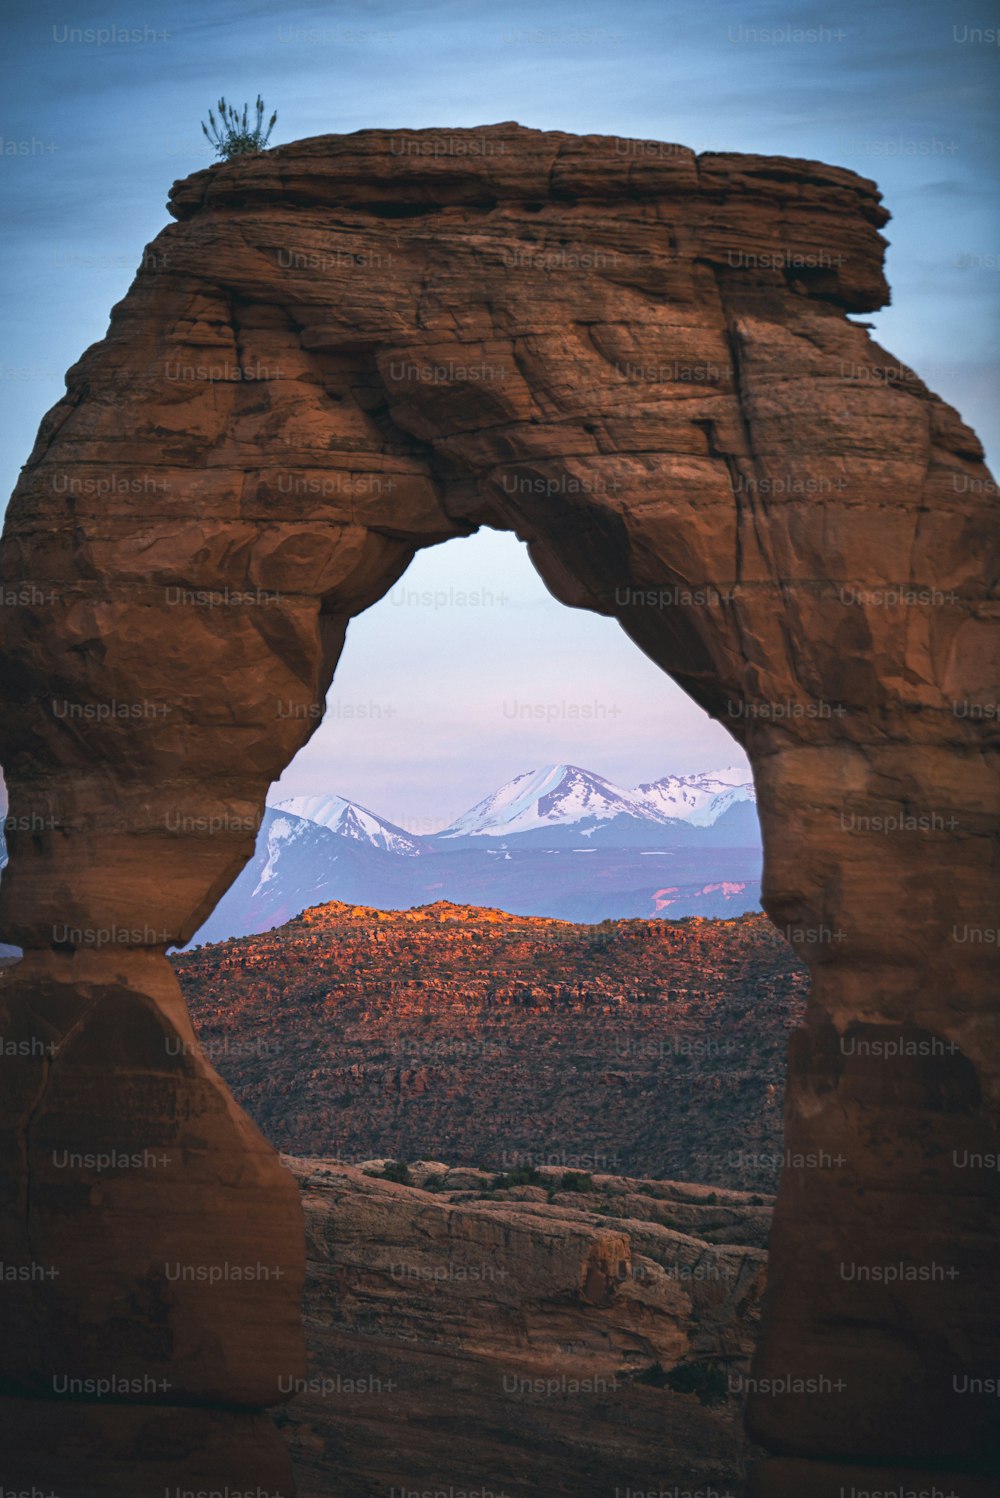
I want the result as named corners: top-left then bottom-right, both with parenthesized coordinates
top-left (173, 900), bottom-right (808, 1191)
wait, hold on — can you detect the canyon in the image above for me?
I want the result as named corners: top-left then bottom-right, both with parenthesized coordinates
top-left (0, 124), bottom-right (995, 1495)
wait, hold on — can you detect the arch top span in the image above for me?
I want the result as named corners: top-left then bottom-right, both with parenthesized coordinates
top-left (165, 122), bottom-right (892, 314)
top-left (0, 125), bottom-right (997, 1494)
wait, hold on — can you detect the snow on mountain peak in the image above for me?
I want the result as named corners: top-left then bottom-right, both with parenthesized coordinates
top-left (270, 765), bottom-right (756, 849)
top-left (272, 794), bottom-right (421, 856)
top-left (438, 764), bottom-right (648, 838)
top-left (635, 768), bottom-right (756, 827)
top-left (440, 763), bottom-right (757, 838)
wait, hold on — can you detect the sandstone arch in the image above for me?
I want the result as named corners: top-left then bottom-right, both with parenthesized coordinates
top-left (0, 125), bottom-right (997, 1496)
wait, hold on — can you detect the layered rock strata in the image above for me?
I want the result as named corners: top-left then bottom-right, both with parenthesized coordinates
top-left (172, 901), bottom-right (807, 1189)
top-left (282, 1157), bottom-right (769, 1498)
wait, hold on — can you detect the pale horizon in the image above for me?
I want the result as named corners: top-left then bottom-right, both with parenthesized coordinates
top-left (264, 528), bottom-right (752, 826)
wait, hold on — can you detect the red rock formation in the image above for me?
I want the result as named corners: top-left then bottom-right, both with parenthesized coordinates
top-left (172, 901), bottom-right (807, 1189)
top-left (283, 1156), bottom-right (770, 1497)
top-left (0, 124), bottom-right (997, 1494)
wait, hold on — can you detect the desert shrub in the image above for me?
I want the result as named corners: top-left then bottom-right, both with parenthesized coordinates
top-left (202, 95), bottom-right (277, 159)
top-left (559, 1171), bottom-right (594, 1193)
top-left (364, 1160), bottom-right (411, 1186)
top-left (491, 1163), bottom-right (543, 1190)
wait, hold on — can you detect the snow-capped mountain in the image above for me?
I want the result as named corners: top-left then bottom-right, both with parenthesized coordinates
top-left (438, 763), bottom-right (755, 840)
top-left (635, 768), bottom-right (756, 827)
top-left (0, 819), bottom-right (17, 966)
top-left (2, 766), bottom-right (760, 952)
top-left (185, 808), bottom-right (426, 948)
top-left (189, 809), bottom-right (347, 946)
top-left (183, 807), bottom-right (761, 948)
top-left (438, 764), bottom-right (663, 839)
top-left (273, 793), bottom-right (421, 856)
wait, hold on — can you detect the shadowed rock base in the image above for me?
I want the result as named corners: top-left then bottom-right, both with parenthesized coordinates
top-left (0, 954), bottom-right (307, 1406)
top-left (0, 1400), bottom-right (296, 1498)
top-left (748, 1459), bottom-right (1000, 1497)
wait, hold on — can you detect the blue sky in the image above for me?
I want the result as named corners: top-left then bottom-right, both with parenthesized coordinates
top-left (2, 0), bottom-right (997, 819)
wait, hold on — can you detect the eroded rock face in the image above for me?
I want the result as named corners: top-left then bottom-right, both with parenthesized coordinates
top-left (0, 124), bottom-right (997, 1494)
top-left (282, 1157), bottom-right (769, 1498)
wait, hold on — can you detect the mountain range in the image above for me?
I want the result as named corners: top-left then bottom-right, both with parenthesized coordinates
top-left (0, 765), bottom-right (762, 951)
top-left (425, 763), bottom-right (756, 842)
top-left (186, 765), bottom-right (762, 947)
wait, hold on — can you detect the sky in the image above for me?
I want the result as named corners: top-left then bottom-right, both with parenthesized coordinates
top-left (1, 0), bottom-right (998, 821)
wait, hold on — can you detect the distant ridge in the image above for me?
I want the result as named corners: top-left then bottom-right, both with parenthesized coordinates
top-left (86, 764), bottom-right (764, 947)
top-left (295, 898), bottom-right (565, 928)
top-left (172, 900), bottom-right (805, 1190)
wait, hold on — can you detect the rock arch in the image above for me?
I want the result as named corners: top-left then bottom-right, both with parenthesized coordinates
top-left (0, 126), bottom-right (996, 1495)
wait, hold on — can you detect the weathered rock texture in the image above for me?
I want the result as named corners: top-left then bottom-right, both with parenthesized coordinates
top-left (0, 123), bottom-right (997, 1494)
top-left (173, 900), bottom-right (807, 1189)
top-left (282, 1156), bottom-right (768, 1498)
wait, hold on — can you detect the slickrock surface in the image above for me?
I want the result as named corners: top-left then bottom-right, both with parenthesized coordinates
top-left (0, 124), bottom-right (996, 1492)
top-left (173, 901), bottom-right (807, 1190)
top-left (281, 1155), bottom-right (770, 1498)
